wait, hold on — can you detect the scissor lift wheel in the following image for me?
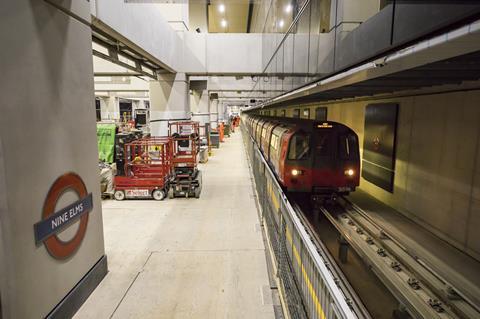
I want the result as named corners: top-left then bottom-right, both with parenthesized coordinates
top-left (114, 190), bottom-right (125, 201)
top-left (152, 189), bottom-right (166, 201)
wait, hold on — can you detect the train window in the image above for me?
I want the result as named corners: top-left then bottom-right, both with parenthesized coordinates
top-left (338, 134), bottom-right (359, 159)
top-left (303, 109), bottom-right (310, 119)
top-left (292, 109), bottom-right (300, 118)
top-left (288, 132), bottom-right (310, 160)
top-left (280, 110), bottom-right (286, 117)
top-left (271, 134), bottom-right (279, 150)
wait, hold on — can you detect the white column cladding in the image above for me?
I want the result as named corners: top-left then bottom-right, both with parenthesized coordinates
top-left (218, 101), bottom-right (226, 123)
top-left (209, 98), bottom-right (219, 129)
top-left (98, 98), bottom-right (108, 120)
top-left (190, 83), bottom-right (210, 127)
top-left (149, 73), bottom-right (190, 136)
top-left (103, 96), bottom-right (119, 120)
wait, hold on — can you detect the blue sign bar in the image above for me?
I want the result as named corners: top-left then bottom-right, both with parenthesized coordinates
top-left (34, 193), bottom-right (93, 245)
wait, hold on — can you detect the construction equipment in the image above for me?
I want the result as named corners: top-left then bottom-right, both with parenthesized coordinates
top-left (113, 137), bottom-right (174, 200)
top-left (168, 121), bottom-right (203, 198)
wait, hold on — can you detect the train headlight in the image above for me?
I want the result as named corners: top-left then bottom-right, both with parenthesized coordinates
top-left (291, 169), bottom-right (303, 176)
top-left (345, 169), bottom-right (355, 176)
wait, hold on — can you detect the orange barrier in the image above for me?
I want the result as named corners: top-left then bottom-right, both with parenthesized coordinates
top-left (219, 122), bottom-right (225, 142)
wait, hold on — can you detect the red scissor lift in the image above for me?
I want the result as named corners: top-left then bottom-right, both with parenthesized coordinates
top-left (114, 137), bottom-right (174, 201)
top-left (168, 121), bottom-right (202, 198)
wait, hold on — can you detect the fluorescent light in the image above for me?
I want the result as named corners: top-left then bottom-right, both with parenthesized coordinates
top-left (285, 4), bottom-right (292, 13)
top-left (218, 4), bottom-right (225, 13)
top-left (221, 19), bottom-right (227, 28)
top-left (279, 20), bottom-right (284, 28)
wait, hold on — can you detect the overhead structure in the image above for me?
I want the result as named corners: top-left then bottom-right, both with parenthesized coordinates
top-left (91, 23), bottom-right (173, 80)
top-left (249, 19), bottom-right (480, 111)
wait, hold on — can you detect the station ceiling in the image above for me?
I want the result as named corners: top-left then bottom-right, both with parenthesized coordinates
top-left (208, 0), bottom-right (251, 33)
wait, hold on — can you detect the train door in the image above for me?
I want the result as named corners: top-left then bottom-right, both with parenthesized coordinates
top-left (312, 126), bottom-right (335, 187)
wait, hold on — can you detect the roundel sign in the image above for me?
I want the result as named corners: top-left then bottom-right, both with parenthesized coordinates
top-left (34, 172), bottom-right (93, 259)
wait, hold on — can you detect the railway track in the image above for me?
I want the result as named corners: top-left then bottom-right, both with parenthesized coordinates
top-left (318, 196), bottom-right (480, 319)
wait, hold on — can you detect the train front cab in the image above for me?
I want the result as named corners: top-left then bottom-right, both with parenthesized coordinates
top-left (311, 122), bottom-right (360, 194)
top-left (281, 127), bottom-right (313, 192)
top-left (281, 121), bottom-right (360, 195)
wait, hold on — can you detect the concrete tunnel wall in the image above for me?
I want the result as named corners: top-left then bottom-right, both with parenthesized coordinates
top-left (282, 89), bottom-right (480, 261)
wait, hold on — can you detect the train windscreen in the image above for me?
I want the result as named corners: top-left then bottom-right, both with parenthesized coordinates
top-left (314, 130), bottom-right (333, 167)
top-left (288, 132), bottom-right (310, 160)
top-left (338, 134), bottom-right (359, 160)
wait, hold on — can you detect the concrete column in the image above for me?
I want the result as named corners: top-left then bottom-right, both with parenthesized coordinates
top-left (149, 73), bottom-right (189, 136)
top-left (209, 98), bottom-right (219, 129)
top-left (98, 98), bottom-right (108, 120)
top-left (218, 101), bottom-right (226, 123)
top-left (1, 1), bottom-right (106, 318)
top-left (190, 88), bottom-right (210, 127)
top-left (101, 96), bottom-right (119, 120)
top-left (138, 100), bottom-right (147, 109)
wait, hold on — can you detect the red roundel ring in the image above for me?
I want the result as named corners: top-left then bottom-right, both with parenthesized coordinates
top-left (42, 172), bottom-right (89, 259)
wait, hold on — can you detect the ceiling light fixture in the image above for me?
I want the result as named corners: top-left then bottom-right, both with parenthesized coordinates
top-left (218, 4), bottom-right (225, 13)
top-left (279, 20), bottom-right (284, 28)
top-left (221, 19), bottom-right (227, 28)
top-left (285, 4), bottom-right (292, 13)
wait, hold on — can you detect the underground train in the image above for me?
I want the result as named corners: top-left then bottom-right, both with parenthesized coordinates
top-left (244, 114), bottom-right (360, 195)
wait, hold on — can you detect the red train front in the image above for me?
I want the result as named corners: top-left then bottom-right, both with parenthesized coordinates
top-left (245, 114), bottom-right (360, 196)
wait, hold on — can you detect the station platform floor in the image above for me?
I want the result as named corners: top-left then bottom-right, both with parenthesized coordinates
top-left (74, 131), bottom-right (276, 319)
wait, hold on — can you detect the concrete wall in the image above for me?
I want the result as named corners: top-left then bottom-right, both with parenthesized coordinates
top-left (149, 73), bottom-right (190, 136)
top-left (156, 3), bottom-right (189, 31)
top-left (92, 1), bottom-right (264, 75)
top-left (0, 1), bottom-right (105, 317)
top-left (188, 1), bottom-right (207, 32)
top-left (283, 90), bottom-right (480, 261)
top-left (205, 34), bottom-right (263, 74)
top-left (181, 33), bottom-right (264, 74)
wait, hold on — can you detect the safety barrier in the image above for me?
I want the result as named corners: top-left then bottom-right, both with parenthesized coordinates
top-left (242, 125), bottom-right (358, 319)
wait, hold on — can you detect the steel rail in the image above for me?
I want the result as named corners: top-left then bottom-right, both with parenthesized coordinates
top-left (320, 197), bottom-right (480, 319)
top-left (343, 198), bottom-right (480, 319)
